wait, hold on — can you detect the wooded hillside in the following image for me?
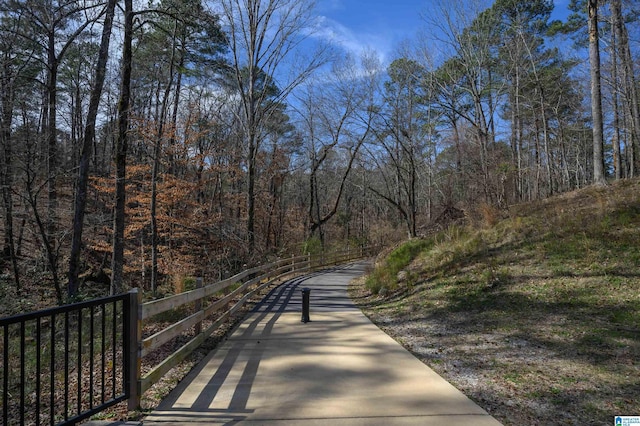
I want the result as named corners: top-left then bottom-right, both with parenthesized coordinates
top-left (353, 178), bottom-right (640, 424)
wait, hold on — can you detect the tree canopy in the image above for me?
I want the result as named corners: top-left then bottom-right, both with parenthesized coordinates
top-left (0, 0), bottom-right (637, 304)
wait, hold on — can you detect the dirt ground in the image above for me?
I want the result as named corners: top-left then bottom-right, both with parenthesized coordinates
top-left (349, 276), bottom-right (639, 426)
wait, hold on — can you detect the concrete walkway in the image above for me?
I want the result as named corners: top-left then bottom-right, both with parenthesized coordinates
top-left (142, 262), bottom-right (502, 425)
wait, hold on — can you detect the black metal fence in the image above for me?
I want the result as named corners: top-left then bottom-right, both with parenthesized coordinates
top-left (0, 292), bottom-right (135, 426)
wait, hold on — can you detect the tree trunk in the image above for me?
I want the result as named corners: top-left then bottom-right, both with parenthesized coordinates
top-left (588, 0), bottom-right (607, 186)
top-left (24, 145), bottom-right (63, 302)
top-left (309, 136), bottom-right (368, 240)
top-left (150, 19), bottom-right (179, 294)
top-left (308, 153), bottom-right (322, 241)
top-left (111, 0), bottom-right (133, 295)
top-left (510, 74), bottom-right (521, 202)
top-left (167, 28), bottom-right (185, 177)
top-left (611, 0), bottom-right (639, 177)
top-left (247, 131), bottom-right (257, 249)
top-left (150, 137), bottom-right (160, 293)
top-left (68, 0), bottom-right (117, 297)
top-left (46, 34), bottom-right (59, 244)
top-left (539, 88), bottom-right (553, 195)
top-left (610, 17), bottom-right (622, 180)
top-left (0, 67), bottom-right (20, 291)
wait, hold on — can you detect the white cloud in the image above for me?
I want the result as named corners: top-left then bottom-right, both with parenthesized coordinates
top-left (310, 15), bottom-right (392, 63)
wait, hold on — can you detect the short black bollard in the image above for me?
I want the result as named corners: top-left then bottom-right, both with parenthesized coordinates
top-left (301, 287), bottom-right (311, 323)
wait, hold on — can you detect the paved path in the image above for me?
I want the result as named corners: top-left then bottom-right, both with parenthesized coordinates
top-left (142, 262), bottom-right (502, 425)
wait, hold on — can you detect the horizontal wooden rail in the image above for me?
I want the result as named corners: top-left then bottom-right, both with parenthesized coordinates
top-left (131, 247), bottom-right (378, 408)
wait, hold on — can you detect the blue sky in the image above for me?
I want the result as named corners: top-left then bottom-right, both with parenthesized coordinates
top-left (313, 0), bottom-right (572, 63)
top-left (315, 0), bottom-right (424, 61)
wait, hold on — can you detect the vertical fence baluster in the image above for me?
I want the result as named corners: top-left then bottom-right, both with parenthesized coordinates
top-left (36, 317), bottom-right (41, 426)
top-left (111, 300), bottom-right (117, 399)
top-left (89, 305), bottom-right (94, 410)
top-left (20, 321), bottom-right (25, 425)
top-left (2, 324), bottom-right (7, 426)
top-left (101, 304), bottom-right (106, 405)
top-left (50, 313), bottom-right (55, 426)
top-left (64, 311), bottom-right (69, 421)
top-left (123, 293), bottom-right (131, 408)
top-left (77, 309), bottom-right (83, 416)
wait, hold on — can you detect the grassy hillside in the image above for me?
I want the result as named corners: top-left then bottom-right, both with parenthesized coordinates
top-left (351, 179), bottom-right (640, 425)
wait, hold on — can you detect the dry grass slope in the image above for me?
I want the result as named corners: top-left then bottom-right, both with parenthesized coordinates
top-left (351, 179), bottom-right (640, 425)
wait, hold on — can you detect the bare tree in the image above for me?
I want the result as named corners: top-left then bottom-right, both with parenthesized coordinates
top-left (426, 0), bottom-right (505, 203)
top-left (3, 0), bottom-right (104, 301)
top-left (370, 55), bottom-right (434, 238)
top-left (68, 0), bottom-right (118, 298)
top-left (296, 53), bottom-right (379, 244)
top-left (7, 0), bottom-right (102, 241)
top-left (0, 9), bottom-right (36, 292)
top-left (219, 0), bottom-right (329, 253)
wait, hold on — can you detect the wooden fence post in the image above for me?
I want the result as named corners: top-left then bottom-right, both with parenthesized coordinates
top-left (194, 277), bottom-right (203, 335)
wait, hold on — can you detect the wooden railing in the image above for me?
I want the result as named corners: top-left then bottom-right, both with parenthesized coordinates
top-left (0, 246), bottom-right (378, 424)
top-left (128, 246), bottom-right (378, 409)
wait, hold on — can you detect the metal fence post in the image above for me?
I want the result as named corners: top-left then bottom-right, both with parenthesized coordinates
top-left (127, 288), bottom-right (142, 411)
top-left (301, 288), bottom-right (311, 323)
